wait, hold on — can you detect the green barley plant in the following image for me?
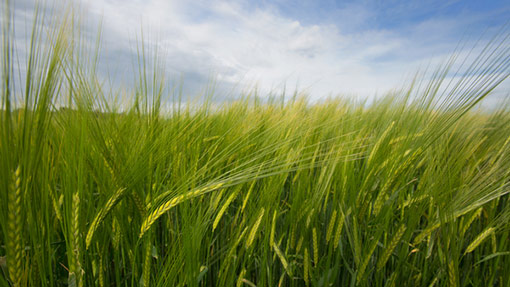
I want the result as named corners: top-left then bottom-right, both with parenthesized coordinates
top-left (1, 2), bottom-right (510, 287)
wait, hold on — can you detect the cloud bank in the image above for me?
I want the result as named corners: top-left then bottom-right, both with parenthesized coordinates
top-left (8, 0), bottom-right (510, 103)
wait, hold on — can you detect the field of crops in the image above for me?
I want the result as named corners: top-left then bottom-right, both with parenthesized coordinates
top-left (1, 4), bottom-right (510, 287)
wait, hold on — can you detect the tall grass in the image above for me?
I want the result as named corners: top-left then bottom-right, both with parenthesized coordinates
top-left (1, 3), bottom-right (510, 287)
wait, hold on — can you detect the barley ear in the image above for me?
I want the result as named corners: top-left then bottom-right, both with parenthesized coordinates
top-left (140, 183), bottom-right (224, 238)
top-left (333, 211), bottom-right (345, 249)
top-left (325, 210), bottom-right (337, 244)
top-left (7, 166), bottom-right (23, 286)
top-left (70, 192), bottom-right (83, 287)
top-left (130, 192), bottom-right (147, 216)
top-left (269, 210), bottom-right (277, 247)
top-left (312, 228), bottom-right (319, 266)
top-left (48, 184), bottom-right (63, 222)
top-left (236, 269), bottom-right (246, 287)
top-left (141, 233), bottom-right (152, 287)
top-left (303, 248), bottom-right (310, 286)
top-left (460, 208), bottom-right (482, 236)
top-left (86, 188), bottom-right (126, 249)
top-left (213, 188), bottom-right (240, 231)
top-left (377, 224), bottom-right (407, 270)
top-left (372, 190), bottom-right (387, 216)
top-left (273, 243), bottom-right (293, 277)
top-left (246, 208), bottom-right (265, 248)
top-left (296, 236), bottom-right (304, 254)
top-left (448, 259), bottom-right (458, 287)
top-left (357, 237), bottom-right (379, 284)
top-left (465, 227), bottom-right (495, 254)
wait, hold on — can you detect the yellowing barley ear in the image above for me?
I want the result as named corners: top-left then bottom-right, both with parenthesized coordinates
top-left (372, 191), bottom-right (387, 216)
top-left (241, 176), bottom-right (259, 213)
top-left (296, 236), bottom-right (304, 253)
top-left (86, 188), bottom-right (126, 249)
top-left (326, 210), bottom-right (337, 244)
top-left (140, 183), bottom-right (224, 238)
top-left (399, 194), bottom-right (428, 209)
top-left (367, 121), bottom-right (395, 166)
top-left (97, 245), bottom-right (105, 287)
top-left (386, 272), bottom-right (398, 287)
top-left (306, 208), bottom-right (314, 228)
top-left (414, 223), bottom-right (440, 245)
top-left (357, 238), bottom-right (379, 284)
top-left (7, 166), bottom-right (23, 286)
top-left (210, 188), bottom-right (225, 210)
top-left (465, 227), bottom-right (495, 254)
top-left (273, 243), bottom-right (293, 277)
top-left (213, 188), bottom-right (241, 231)
top-left (103, 155), bottom-right (119, 186)
top-left (312, 228), bottom-right (319, 266)
top-left (377, 224), bottom-right (407, 271)
top-left (70, 192), bottom-right (83, 287)
top-left (236, 269), bottom-right (246, 287)
top-left (48, 184), bottom-right (63, 222)
top-left (304, 248), bottom-right (310, 286)
top-left (490, 232), bottom-right (497, 253)
top-left (460, 208), bottom-right (482, 236)
top-left (290, 228), bottom-right (296, 249)
top-left (333, 211), bottom-right (345, 249)
top-left (141, 236), bottom-right (152, 287)
top-left (130, 192), bottom-right (147, 216)
top-left (448, 259), bottom-right (458, 287)
top-left (246, 208), bottom-right (265, 249)
top-left (270, 210), bottom-right (277, 248)
top-left (112, 217), bottom-right (121, 250)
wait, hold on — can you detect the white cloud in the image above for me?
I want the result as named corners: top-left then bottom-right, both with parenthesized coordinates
top-left (8, 0), bottom-right (510, 103)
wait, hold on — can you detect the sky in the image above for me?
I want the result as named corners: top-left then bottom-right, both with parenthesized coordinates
top-left (7, 0), bottom-right (510, 103)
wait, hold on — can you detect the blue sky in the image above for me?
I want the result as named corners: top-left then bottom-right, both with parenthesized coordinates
top-left (9, 0), bottom-right (510, 103)
top-left (268, 0), bottom-right (508, 29)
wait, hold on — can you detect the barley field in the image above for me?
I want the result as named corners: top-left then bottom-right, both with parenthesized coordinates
top-left (1, 4), bottom-right (510, 287)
